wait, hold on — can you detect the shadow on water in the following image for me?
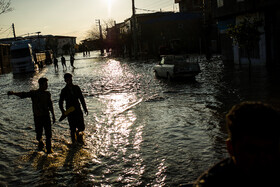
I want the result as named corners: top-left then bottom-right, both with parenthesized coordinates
top-left (22, 143), bottom-right (84, 170)
top-left (63, 143), bottom-right (83, 168)
top-left (18, 142), bottom-right (92, 186)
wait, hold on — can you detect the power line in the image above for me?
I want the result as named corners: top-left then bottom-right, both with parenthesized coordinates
top-left (136, 0), bottom-right (176, 13)
top-left (6, 29), bottom-right (12, 37)
top-left (0, 25), bottom-right (12, 35)
top-left (160, 4), bottom-right (175, 11)
top-left (135, 8), bottom-right (158, 13)
top-left (138, 0), bottom-right (174, 10)
top-left (139, 0), bottom-right (172, 7)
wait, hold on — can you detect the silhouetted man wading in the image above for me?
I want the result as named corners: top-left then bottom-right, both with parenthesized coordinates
top-left (61, 55), bottom-right (66, 70)
top-left (8, 78), bottom-right (55, 154)
top-left (59, 73), bottom-right (88, 144)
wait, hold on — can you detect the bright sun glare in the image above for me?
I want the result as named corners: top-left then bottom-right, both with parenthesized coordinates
top-left (107, 0), bottom-right (113, 16)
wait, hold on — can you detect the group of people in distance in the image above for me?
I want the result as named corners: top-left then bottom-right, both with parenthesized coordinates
top-left (53, 54), bottom-right (75, 71)
top-left (7, 73), bottom-right (88, 154)
top-left (7, 73), bottom-right (280, 186)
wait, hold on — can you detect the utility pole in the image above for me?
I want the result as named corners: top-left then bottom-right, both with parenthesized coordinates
top-left (36, 31), bottom-right (41, 51)
top-left (132, 0), bottom-right (138, 59)
top-left (96, 19), bottom-right (104, 56)
top-left (12, 23), bottom-right (16, 40)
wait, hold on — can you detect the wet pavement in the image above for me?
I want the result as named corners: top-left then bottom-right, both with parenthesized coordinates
top-left (1, 51), bottom-right (280, 186)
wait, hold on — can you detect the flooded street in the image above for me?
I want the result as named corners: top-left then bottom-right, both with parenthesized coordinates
top-left (1, 52), bottom-right (280, 186)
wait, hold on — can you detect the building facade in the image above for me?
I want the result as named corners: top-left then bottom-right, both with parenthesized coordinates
top-left (106, 12), bottom-right (203, 58)
top-left (175, 0), bottom-right (203, 13)
top-left (212, 0), bottom-right (280, 65)
top-left (53, 36), bottom-right (76, 56)
top-left (0, 35), bottom-right (76, 57)
top-left (175, 0), bottom-right (219, 59)
top-left (136, 12), bottom-right (202, 57)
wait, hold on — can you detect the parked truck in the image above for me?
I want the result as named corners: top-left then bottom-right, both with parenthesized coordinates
top-left (10, 40), bottom-right (36, 74)
top-left (10, 40), bottom-right (50, 74)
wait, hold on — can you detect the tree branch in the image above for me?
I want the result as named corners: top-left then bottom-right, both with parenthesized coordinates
top-left (0, 0), bottom-right (13, 15)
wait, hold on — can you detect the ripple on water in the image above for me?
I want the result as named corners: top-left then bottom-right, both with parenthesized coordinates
top-left (2, 54), bottom-right (279, 186)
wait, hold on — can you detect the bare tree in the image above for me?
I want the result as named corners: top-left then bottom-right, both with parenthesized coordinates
top-left (0, 0), bottom-right (13, 15)
top-left (85, 19), bottom-right (115, 40)
top-left (103, 19), bottom-right (115, 30)
top-left (86, 25), bottom-right (101, 40)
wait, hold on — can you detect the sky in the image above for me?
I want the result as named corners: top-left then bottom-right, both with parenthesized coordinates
top-left (0, 0), bottom-right (178, 43)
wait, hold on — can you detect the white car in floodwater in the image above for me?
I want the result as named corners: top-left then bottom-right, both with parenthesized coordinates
top-left (153, 55), bottom-right (201, 80)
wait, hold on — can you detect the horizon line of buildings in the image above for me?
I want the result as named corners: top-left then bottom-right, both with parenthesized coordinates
top-left (0, 34), bottom-right (76, 56)
top-left (102, 0), bottom-right (280, 65)
top-left (0, 34), bottom-right (77, 74)
top-left (1, 0), bottom-right (280, 72)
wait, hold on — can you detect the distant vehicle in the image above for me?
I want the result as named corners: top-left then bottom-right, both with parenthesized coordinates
top-left (154, 55), bottom-right (201, 80)
top-left (10, 40), bottom-right (36, 74)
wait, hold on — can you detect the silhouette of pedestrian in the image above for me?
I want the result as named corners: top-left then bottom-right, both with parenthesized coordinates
top-left (7, 78), bottom-right (56, 154)
top-left (54, 56), bottom-right (58, 71)
top-left (61, 55), bottom-right (67, 70)
top-left (59, 73), bottom-right (88, 144)
top-left (70, 54), bottom-right (75, 68)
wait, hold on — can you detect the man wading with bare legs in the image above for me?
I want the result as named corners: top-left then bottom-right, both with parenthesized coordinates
top-left (59, 73), bottom-right (88, 144)
top-left (8, 78), bottom-right (55, 154)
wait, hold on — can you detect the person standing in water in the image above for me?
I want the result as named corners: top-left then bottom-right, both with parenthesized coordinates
top-left (70, 54), bottom-right (75, 68)
top-left (53, 56), bottom-right (58, 71)
top-left (61, 55), bottom-right (66, 70)
top-left (59, 73), bottom-right (88, 144)
top-left (7, 78), bottom-right (56, 154)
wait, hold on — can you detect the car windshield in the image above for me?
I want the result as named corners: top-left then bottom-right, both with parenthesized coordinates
top-left (11, 48), bottom-right (31, 58)
top-left (163, 56), bottom-right (187, 65)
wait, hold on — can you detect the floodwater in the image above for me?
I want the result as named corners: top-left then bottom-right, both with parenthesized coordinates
top-left (1, 52), bottom-right (280, 186)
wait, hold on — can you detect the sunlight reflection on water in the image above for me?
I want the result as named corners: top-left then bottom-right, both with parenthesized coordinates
top-left (104, 59), bottom-right (123, 78)
top-left (2, 53), bottom-right (280, 186)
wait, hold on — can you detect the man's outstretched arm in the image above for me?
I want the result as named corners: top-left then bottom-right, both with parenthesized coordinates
top-left (7, 91), bottom-right (27, 98)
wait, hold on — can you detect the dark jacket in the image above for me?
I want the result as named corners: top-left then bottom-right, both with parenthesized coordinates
top-left (21, 90), bottom-right (53, 117)
top-left (193, 158), bottom-right (276, 187)
top-left (59, 85), bottom-right (86, 112)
